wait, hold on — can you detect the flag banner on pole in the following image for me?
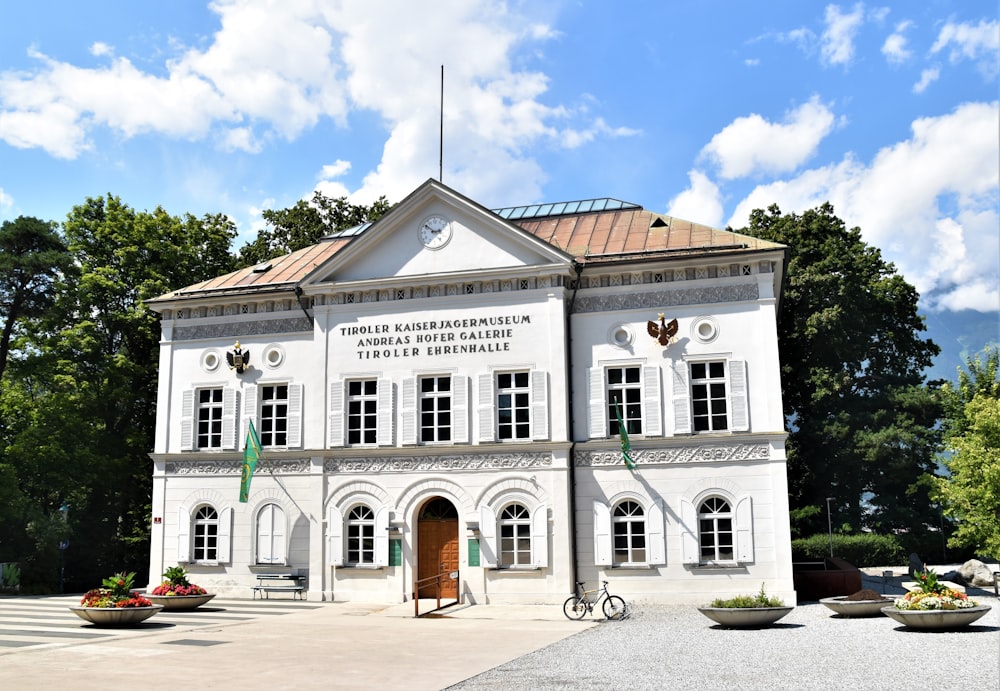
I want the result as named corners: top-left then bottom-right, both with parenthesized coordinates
top-left (614, 400), bottom-right (636, 470)
top-left (239, 420), bottom-right (262, 503)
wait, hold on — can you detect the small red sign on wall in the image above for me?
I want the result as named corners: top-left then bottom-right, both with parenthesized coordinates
top-left (153, 517), bottom-right (162, 524)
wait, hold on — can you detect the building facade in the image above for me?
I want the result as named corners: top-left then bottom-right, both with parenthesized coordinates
top-left (147, 179), bottom-right (794, 605)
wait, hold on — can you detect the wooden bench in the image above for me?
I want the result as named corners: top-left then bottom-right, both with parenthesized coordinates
top-left (252, 573), bottom-right (305, 600)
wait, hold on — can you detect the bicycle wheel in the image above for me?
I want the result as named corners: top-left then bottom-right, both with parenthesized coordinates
top-left (603, 595), bottom-right (627, 620)
top-left (563, 596), bottom-right (588, 620)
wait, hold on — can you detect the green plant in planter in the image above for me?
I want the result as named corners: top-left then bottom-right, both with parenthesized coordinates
top-left (152, 564), bottom-right (207, 596)
top-left (709, 583), bottom-right (785, 608)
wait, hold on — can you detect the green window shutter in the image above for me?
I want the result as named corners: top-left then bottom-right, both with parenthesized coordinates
top-left (468, 539), bottom-right (481, 567)
top-left (389, 539), bottom-right (402, 567)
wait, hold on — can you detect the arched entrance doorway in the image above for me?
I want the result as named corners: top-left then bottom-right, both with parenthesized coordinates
top-left (417, 497), bottom-right (459, 598)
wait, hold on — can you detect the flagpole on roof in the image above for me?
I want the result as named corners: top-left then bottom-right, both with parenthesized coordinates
top-left (439, 64), bottom-right (444, 182)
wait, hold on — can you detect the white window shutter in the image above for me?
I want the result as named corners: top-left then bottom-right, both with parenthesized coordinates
top-left (642, 366), bottom-right (662, 437)
top-left (648, 498), bottom-right (666, 565)
top-left (374, 506), bottom-right (389, 567)
top-left (588, 368), bottom-right (607, 439)
top-left (736, 496), bottom-right (755, 563)
top-left (222, 388), bottom-right (239, 450)
top-left (530, 370), bottom-right (549, 440)
top-left (180, 390), bottom-right (195, 451)
top-left (218, 506), bottom-right (233, 563)
top-left (531, 503), bottom-right (549, 567)
top-left (272, 504), bottom-right (287, 565)
top-left (479, 504), bottom-right (497, 568)
top-left (593, 501), bottom-right (612, 566)
top-left (328, 381), bottom-right (344, 447)
top-left (672, 364), bottom-right (692, 435)
top-left (452, 375), bottom-right (468, 443)
top-left (680, 498), bottom-right (698, 564)
top-left (400, 377), bottom-right (417, 445)
top-left (729, 359), bottom-right (749, 432)
top-left (177, 505), bottom-right (190, 562)
top-left (242, 384), bottom-right (258, 450)
top-left (256, 504), bottom-right (274, 564)
top-left (376, 378), bottom-right (394, 446)
top-left (286, 383), bottom-right (303, 448)
top-left (327, 505), bottom-right (344, 566)
top-left (477, 373), bottom-right (495, 443)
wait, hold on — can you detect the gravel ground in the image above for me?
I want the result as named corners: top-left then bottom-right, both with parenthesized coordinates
top-left (450, 577), bottom-right (1000, 690)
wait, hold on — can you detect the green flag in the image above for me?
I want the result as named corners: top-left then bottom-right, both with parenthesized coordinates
top-left (614, 401), bottom-right (636, 470)
top-left (239, 420), bottom-right (262, 503)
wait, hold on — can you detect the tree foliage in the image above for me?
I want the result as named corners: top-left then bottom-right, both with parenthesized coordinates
top-left (739, 203), bottom-right (941, 541)
top-left (237, 191), bottom-right (391, 267)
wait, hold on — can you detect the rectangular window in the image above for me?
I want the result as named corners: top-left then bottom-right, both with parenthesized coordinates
top-left (497, 371), bottom-right (530, 440)
top-left (347, 379), bottom-right (378, 445)
top-left (691, 361), bottom-right (728, 431)
top-left (606, 366), bottom-right (642, 435)
top-left (419, 376), bottom-right (451, 442)
top-left (196, 388), bottom-right (224, 449)
top-left (260, 384), bottom-right (288, 447)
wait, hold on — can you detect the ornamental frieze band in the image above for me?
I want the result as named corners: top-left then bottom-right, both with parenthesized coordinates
top-left (573, 283), bottom-right (758, 314)
top-left (165, 458), bottom-right (310, 474)
top-left (174, 317), bottom-right (312, 341)
top-left (325, 452), bottom-right (552, 473)
top-left (576, 443), bottom-right (770, 467)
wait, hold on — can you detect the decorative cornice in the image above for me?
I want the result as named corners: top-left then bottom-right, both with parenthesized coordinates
top-left (326, 452), bottom-right (553, 473)
top-left (574, 283), bottom-right (758, 314)
top-left (173, 317), bottom-right (312, 340)
top-left (575, 443), bottom-right (770, 467)
top-left (165, 458), bottom-right (310, 474)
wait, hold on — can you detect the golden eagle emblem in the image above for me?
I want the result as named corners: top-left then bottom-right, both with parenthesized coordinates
top-left (646, 314), bottom-right (678, 347)
top-left (227, 341), bottom-right (250, 374)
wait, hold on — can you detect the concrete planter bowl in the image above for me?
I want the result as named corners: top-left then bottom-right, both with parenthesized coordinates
top-left (145, 593), bottom-right (216, 610)
top-left (819, 596), bottom-right (892, 617)
top-left (881, 604), bottom-right (992, 630)
top-left (69, 605), bottom-right (163, 627)
top-left (697, 606), bottom-right (794, 628)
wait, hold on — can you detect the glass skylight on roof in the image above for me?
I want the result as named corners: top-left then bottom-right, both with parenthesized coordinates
top-left (493, 197), bottom-right (640, 221)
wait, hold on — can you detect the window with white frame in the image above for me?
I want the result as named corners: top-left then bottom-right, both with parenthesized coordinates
top-left (259, 384), bottom-right (288, 447)
top-left (588, 365), bottom-right (662, 439)
top-left (419, 375), bottom-right (451, 442)
top-left (256, 503), bottom-right (286, 564)
top-left (607, 366), bottom-right (642, 435)
top-left (347, 379), bottom-right (378, 444)
top-left (197, 388), bottom-right (224, 448)
top-left (691, 361), bottom-right (728, 432)
top-left (612, 500), bottom-right (646, 565)
top-left (698, 497), bottom-right (734, 562)
top-left (497, 372), bottom-right (530, 440)
top-left (499, 503), bottom-right (531, 566)
top-left (346, 505), bottom-right (375, 565)
top-left (193, 505), bottom-right (219, 562)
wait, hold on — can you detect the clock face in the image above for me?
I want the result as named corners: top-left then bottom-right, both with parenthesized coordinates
top-left (418, 215), bottom-right (452, 249)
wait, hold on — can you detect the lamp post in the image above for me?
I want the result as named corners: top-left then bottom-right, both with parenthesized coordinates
top-left (825, 497), bottom-right (835, 558)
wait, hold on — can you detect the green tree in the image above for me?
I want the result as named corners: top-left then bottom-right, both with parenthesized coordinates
top-left (739, 203), bottom-right (941, 540)
top-left (238, 192), bottom-right (391, 266)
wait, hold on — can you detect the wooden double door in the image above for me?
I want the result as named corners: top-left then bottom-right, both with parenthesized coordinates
top-left (416, 497), bottom-right (459, 599)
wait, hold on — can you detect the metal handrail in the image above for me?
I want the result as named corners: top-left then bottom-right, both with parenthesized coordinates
top-left (413, 570), bottom-right (455, 617)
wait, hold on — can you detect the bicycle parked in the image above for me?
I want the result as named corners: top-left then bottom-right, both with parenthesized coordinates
top-left (563, 580), bottom-right (628, 620)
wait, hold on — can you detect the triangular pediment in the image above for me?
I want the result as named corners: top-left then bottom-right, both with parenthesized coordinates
top-left (302, 180), bottom-right (572, 289)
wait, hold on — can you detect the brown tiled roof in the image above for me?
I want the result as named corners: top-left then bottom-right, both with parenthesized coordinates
top-left (150, 207), bottom-right (782, 302)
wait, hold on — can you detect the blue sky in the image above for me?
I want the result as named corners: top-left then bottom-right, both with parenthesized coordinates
top-left (0, 1), bottom-right (997, 379)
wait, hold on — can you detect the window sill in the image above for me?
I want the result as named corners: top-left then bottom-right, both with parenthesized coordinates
top-left (610, 564), bottom-right (654, 570)
top-left (492, 566), bottom-right (541, 573)
top-left (690, 562), bottom-right (745, 572)
top-left (343, 564), bottom-right (386, 570)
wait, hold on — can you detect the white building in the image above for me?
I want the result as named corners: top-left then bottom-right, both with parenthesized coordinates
top-left (147, 179), bottom-right (794, 605)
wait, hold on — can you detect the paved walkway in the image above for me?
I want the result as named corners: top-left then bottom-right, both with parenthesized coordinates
top-left (0, 595), bottom-right (594, 690)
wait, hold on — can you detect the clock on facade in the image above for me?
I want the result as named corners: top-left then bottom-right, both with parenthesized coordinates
top-left (418, 215), bottom-right (452, 249)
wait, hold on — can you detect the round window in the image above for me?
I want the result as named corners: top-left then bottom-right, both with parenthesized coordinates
top-left (692, 317), bottom-right (719, 343)
top-left (607, 323), bottom-right (634, 348)
top-left (201, 350), bottom-right (221, 372)
top-left (263, 345), bottom-right (284, 369)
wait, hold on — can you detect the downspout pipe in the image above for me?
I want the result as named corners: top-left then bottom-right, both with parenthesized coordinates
top-left (565, 261), bottom-right (583, 591)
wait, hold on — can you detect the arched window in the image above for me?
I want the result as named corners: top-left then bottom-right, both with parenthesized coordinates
top-left (699, 497), bottom-right (734, 562)
top-left (613, 500), bottom-right (646, 565)
top-left (499, 503), bottom-right (531, 566)
top-left (193, 505), bottom-right (219, 562)
top-left (347, 505), bottom-right (375, 565)
top-left (256, 503), bottom-right (286, 565)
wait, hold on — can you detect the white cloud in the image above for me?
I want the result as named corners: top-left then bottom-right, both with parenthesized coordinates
top-left (319, 160), bottom-right (352, 180)
top-left (881, 20), bottom-right (913, 64)
top-left (665, 171), bottom-right (724, 228)
top-left (912, 67), bottom-right (940, 94)
top-left (930, 18), bottom-right (1000, 80)
top-left (820, 3), bottom-right (865, 67)
top-left (699, 96), bottom-right (838, 180)
top-left (726, 102), bottom-right (1000, 313)
top-left (0, 186), bottom-right (12, 216)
